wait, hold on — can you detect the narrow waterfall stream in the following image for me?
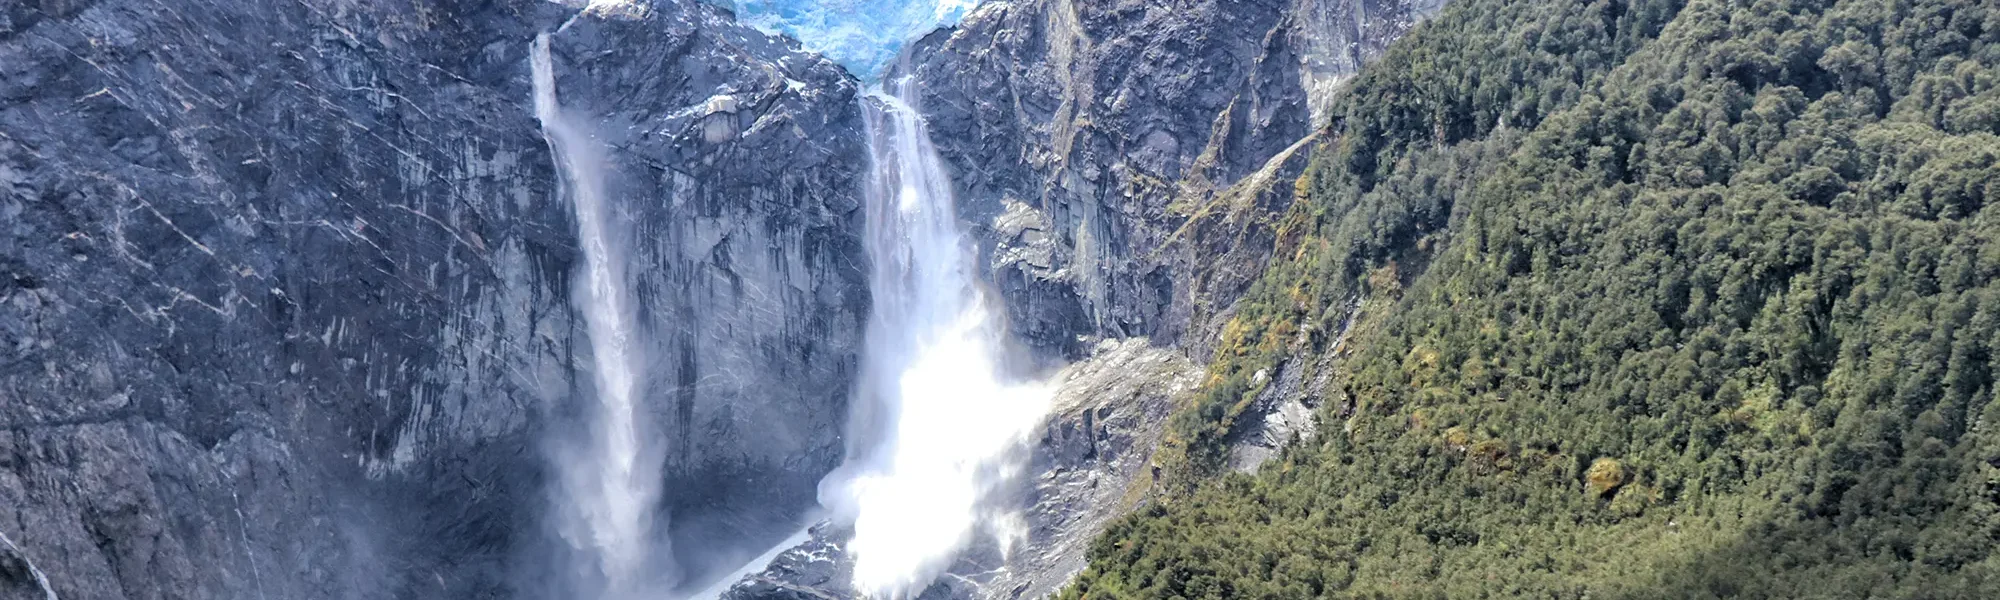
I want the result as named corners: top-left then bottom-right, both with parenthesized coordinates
top-left (0, 528), bottom-right (59, 600)
top-left (531, 33), bottom-right (667, 598)
top-left (816, 76), bottom-right (1053, 598)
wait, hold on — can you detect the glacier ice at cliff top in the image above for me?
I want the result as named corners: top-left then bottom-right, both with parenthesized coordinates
top-left (724, 0), bottom-right (983, 78)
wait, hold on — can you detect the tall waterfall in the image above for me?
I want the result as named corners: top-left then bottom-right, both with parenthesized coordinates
top-left (531, 33), bottom-right (666, 598)
top-left (818, 75), bottom-right (1053, 597)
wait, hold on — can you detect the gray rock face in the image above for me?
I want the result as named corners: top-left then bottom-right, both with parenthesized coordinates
top-left (1, 0), bottom-right (1447, 596)
top-left (532, 8), bottom-right (869, 583)
top-left (0, 1), bottom-right (866, 597)
top-left (972, 338), bottom-right (1198, 600)
top-left (898, 0), bottom-right (1442, 356)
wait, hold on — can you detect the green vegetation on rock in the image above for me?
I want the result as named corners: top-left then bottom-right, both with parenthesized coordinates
top-left (1080, 0), bottom-right (2000, 597)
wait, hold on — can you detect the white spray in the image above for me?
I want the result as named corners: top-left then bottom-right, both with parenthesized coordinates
top-left (531, 33), bottom-right (666, 598)
top-left (0, 527), bottom-right (59, 600)
top-left (820, 74), bottom-right (1052, 598)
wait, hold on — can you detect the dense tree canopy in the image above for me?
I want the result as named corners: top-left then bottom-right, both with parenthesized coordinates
top-left (1077, 0), bottom-right (2000, 597)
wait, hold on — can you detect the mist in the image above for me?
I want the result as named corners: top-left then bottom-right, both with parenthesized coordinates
top-left (532, 31), bottom-right (671, 599)
top-left (815, 76), bottom-right (1054, 598)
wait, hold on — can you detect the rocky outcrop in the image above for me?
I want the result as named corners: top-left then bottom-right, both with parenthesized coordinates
top-left (721, 338), bottom-right (1199, 600)
top-left (968, 338), bottom-right (1199, 600)
top-left (1222, 295), bottom-right (1361, 472)
top-left (898, 0), bottom-right (1443, 356)
top-left (0, 1), bottom-right (866, 597)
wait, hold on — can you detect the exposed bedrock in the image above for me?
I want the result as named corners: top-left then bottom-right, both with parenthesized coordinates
top-left (0, 0), bottom-right (866, 597)
top-left (899, 0), bottom-right (1442, 357)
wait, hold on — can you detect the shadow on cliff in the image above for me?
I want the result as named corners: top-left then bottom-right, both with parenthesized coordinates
top-left (360, 435), bottom-right (545, 599)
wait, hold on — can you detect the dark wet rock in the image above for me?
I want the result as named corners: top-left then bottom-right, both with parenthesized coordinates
top-left (0, 1), bottom-right (866, 597)
top-left (720, 523), bottom-right (858, 600)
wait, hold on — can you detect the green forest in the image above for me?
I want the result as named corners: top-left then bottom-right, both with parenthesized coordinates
top-left (1073, 0), bottom-right (2000, 597)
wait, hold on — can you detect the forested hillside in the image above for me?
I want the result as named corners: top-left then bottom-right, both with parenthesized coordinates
top-left (1074, 0), bottom-right (2000, 597)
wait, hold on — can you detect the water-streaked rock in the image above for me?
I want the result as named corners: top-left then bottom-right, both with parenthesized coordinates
top-left (0, 1), bottom-right (867, 597)
top-left (899, 0), bottom-right (1445, 358)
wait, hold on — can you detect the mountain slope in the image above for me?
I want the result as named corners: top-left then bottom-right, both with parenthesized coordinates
top-left (1070, 0), bottom-right (2000, 597)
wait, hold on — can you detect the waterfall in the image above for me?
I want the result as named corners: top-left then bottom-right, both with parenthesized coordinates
top-left (531, 33), bottom-right (667, 598)
top-left (818, 74), bottom-right (1052, 598)
top-left (0, 528), bottom-right (59, 600)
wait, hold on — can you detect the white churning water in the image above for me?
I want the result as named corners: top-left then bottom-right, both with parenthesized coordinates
top-left (532, 32), bottom-right (667, 599)
top-left (817, 73), bottom-right (1052, 598)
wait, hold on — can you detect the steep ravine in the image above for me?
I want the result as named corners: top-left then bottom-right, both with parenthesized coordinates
top-left (2, 1), bottom-right (866, 597)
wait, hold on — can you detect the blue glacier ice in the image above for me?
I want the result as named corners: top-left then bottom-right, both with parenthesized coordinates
top-left (720, 0), bottom-right (984, 79)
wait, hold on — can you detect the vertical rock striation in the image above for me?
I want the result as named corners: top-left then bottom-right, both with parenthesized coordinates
top-left (898, 0), bottom-right (1443, 356)
top-left (529, 9), bottom-right (871, 584)
top-left (0, 1), bottom-right (867, 597)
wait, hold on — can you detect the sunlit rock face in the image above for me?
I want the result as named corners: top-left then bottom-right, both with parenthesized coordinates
top-left (0, 1), bottom-right (866, 597)
top-left (901, 0), bottom-right (1446, 357)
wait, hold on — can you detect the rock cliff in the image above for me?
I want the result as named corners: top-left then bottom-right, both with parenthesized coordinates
top-left (1, 0), bottom-right (1451, 597)
top-left (900, 0), bottom-right (1442, 356)
top-left (0, 1), bottom-right (867, 597)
